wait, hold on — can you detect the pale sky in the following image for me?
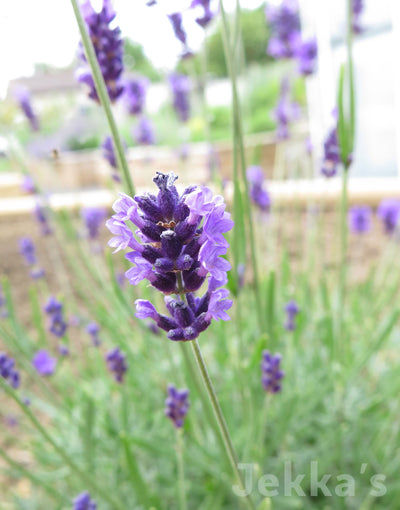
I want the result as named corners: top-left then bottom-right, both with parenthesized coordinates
top-left (0, 0), bottom-right (265, 98)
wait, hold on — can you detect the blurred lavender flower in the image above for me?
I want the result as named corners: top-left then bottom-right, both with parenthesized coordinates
top-left (295, 37), bottom-right (318, 76)
top-left (81, 207), bottom-right (107, 240)
top-left (101, 135), bottom-right (127, 182)
top-left (134, 116), bottom-right (155, 145)
top-left (169, 74), bottom-right (191, 123)
top-left (123, 76), bottom-right (148, 116)
top-left (377, 199), bottom-right (400, 235)
top-left (146, 0), bottom-right (157, 5)
top-left (34, 202), bottom-right (52, 236)
top-left (265, 0), bottom-right (301, 59)
top-left (73, 491), bottom-right (97, 510)
top-left (105, 347), bottom-right (127, 383)
top-left (261, 351), bottom-right (284, 393)
top-left (76, 0), bottom-right (124, 103)
top-left (58, 344), bottom-right (69, 356)
top-left (44, 296), bottom-right (68, 338)
top-left (19, 237), bottom-right (37, 266)
top-left (32, 350), bottom-right (57, 376)
top-left (21, 175), bottom-right (36, 194)
top-left (284, 300), bottom-right (299, 331)
top-left (14, 88), bottom-right (39, 131)
top-left (348, 205), bottom-right (372, 234)
top-left (86, 322), bottom-right (101, 346)
top-left (272, 77), bottom-right (300, 141)
top-left (0, 284), bottom-right (8, 318)
top-left (0, 353), bottom-right (20, 389)
top-left (190, 0), bottom-right (215, 28)
top-left (106, 172), bottom-right (234, 342)
top-left (168, 12), bottom-right (187, 44)
top-left (165, 384), bottom-right (190, 428)
top-left (321, 126), bottom-right (340, 177)
top-left (352, 0), bottom-right (364, 34)
top-left (246, 166), bottom-right (271, 212)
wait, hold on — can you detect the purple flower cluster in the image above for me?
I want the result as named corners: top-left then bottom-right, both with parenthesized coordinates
top-left (105, 347), bottom-right (127, 383)
top-left (321, 126), bottom-right (341, 177)
top-left (86, 322), bottom-right (101, 346)
top-left (0, 353), bottom-right (20, 389)
top-left (123, 76), bottom-right (148, 116)
top-left (18, 237), bottom-right (45, 279)
top-left (169, 74), bottom-right (191, 123)
top-left (266, 0), bottom-right (300, 59)
top-left (165, 384), bottom-right (190, 428)
top-left (261, 351), bottom-right (284, 393)
top-left (134, 116), bottom-right (155, 145)
top-left (81, 207), bottom-right (107, 239)
top-left (73, 491), bottom-right (97, 510)
top-left (190, 0), bottom-right (215, 28)
top-left (14, 88), bottom-right (39, 131)
top-left (295, 36), bottom-right (318, 76)
top-left (348, 205), bottom-right (372, 234)
top-left (246, 166), bottom-right (271, 212)
top-left (44, 296), bottom-right (68, 338)
top-left (106, 172), bottom-right (233, 342)
top-left (284, 300), bottom-right (299, 331)
top-left (77, 0), bottom-right (124, 103)
top-left (101, 135), bottom-right (127, 181)
top-left (21, 175), bottom-right (36, 194)
top-left (0, 284), bottom-right (7, 318)
top-left (352, 0), bottom-right (364, 34)
top-left (168, 12), bottom-right (192, 58)
top-left (32, 350), bottom-right (57, 376)
top-left (377, 199), bottom-right (400, 235)
top-left (34, 202), bottom-right (52, 236)
top-left (273, 77), bottom-right (300, 140)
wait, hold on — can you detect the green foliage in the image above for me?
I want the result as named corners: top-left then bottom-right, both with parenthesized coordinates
top-left (123, 38), bottom-right (161, 81)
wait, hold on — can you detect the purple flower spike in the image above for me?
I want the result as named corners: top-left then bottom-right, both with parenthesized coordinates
top-left (101, 135), bottom-right (126, 182)
top-left (44, 296), bottom-right (68, 338)
top-left (352, 0), bottom-right (364, 34)
top-left (73, 491), bottom-right (97, 510)
top-left (321, 125), bottom-right (341, 177)
top-left (21, 175), bottom-right (36, 194)
top-left (165, 384), bottom-right (189, 428)
top-left (32, 350), bottom-right (57, 376)
top-left (86, 322), bottom-right (101, 346)
top-left (14, 88), bottom-right (39, 131)
top-left (134, 116), bottom-right (155, 146)
top-left (284, 300), bottom-right (299, 331)
top-left (169, 74), bottom-right (191, 123)
top-left (272, 77), bottom-right (300, 141)
top-left (81, 207), bottom-right (107, 240)
top-left (348, 205), bottom-right (372, 234)
top-left (19, 237), bottom-right (37, 266)
top-left (124, 76), bottom-right (148, 116)
top-left (34, 202), bottom-right (52, 236)
top-left (105, 347), bottom-right (127, 383)
top-left (191, 0), bottom-right (214, 28)
top-left (377, 199), bottom-right (400, 235)
top-left (246, 166), bottom-right (271, 212)
top-left (76, 0), bottom-right (124, 103)
top-left (261, 351), bottom-right (284, 393)
top-left (0, 353), bottom-right (20, 389)
top-left (0, 284), bottom-right (7, 319)
top-left (295, 37), bottom-right (318, 76)
top-left (107, 172), bottom-right (234, 342)
top-left (265, 0), bottom-right (301, 59)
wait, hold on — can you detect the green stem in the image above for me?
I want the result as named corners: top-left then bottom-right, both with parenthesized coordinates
top-left (0, 378), bottom-right (126, 510)
top-left (69, 0), bottom-right (135, 197)
top-left (176, 429), bottom-right (187, 510)
top-left (190, 339), bottom-right (256, 510)
top-left (338, 167), bottom-right (349, 348)
top-left (219, 0), bottom-right (263, 333)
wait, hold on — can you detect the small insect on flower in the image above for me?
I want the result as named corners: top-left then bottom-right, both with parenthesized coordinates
top-left (165, 384), bottom-right (190, 428)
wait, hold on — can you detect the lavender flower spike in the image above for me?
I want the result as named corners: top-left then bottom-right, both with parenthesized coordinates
top-left (76, 0), bottom-right (124, 103)
top-left (19, 237), bottom-right (37, 266)
top-left (377, 199), bottom-right (400, 235)
top-left (86, 321), bottom-right (101, 346)
top-left (261, 351), bottom-right (284, 393)
top-left (14, 88), bottom-right (39, 131)
top-left (265, 0), bottom-right (301, 59)
top-left (32, 350), bottom-right (57, 376)
top-left (295, 37), bottom-right (318, 76)
top-left (284, 300), bottom-right (299, 331)
top-left (107, 171), bottom-right (234, 342)
top-left (169, 74), bottom-right (191, 123)
top-left (321, 126), bottom-right (340, 177)
top-left (165, 384), bottom-right (190, 428)
top-left (134, 116), bottom-right (155, 145)
top-left (73, 491), bottom-right (97, 510)
top-left (352, 0), bottom-right (364, 34)
top-left (105, 347), bottom-right (127, 383)
top-left (44, 296), bottom-right (68, 338)
top-left (247, 166), bottom-right (271, 212)
top-left (81, 207), bottom-right (107, 239)
top-left (123, 76), bottom-right (148, 116)
top-left (0, 353), bottom-right (20, 389)
top-left (348, 205), bottom-right (372, 234)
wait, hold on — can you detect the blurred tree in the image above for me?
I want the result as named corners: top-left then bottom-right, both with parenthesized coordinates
top-left (178, 6), bottom-right (271, 78)
top-left (123, 38), bottom-right (161, 81)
